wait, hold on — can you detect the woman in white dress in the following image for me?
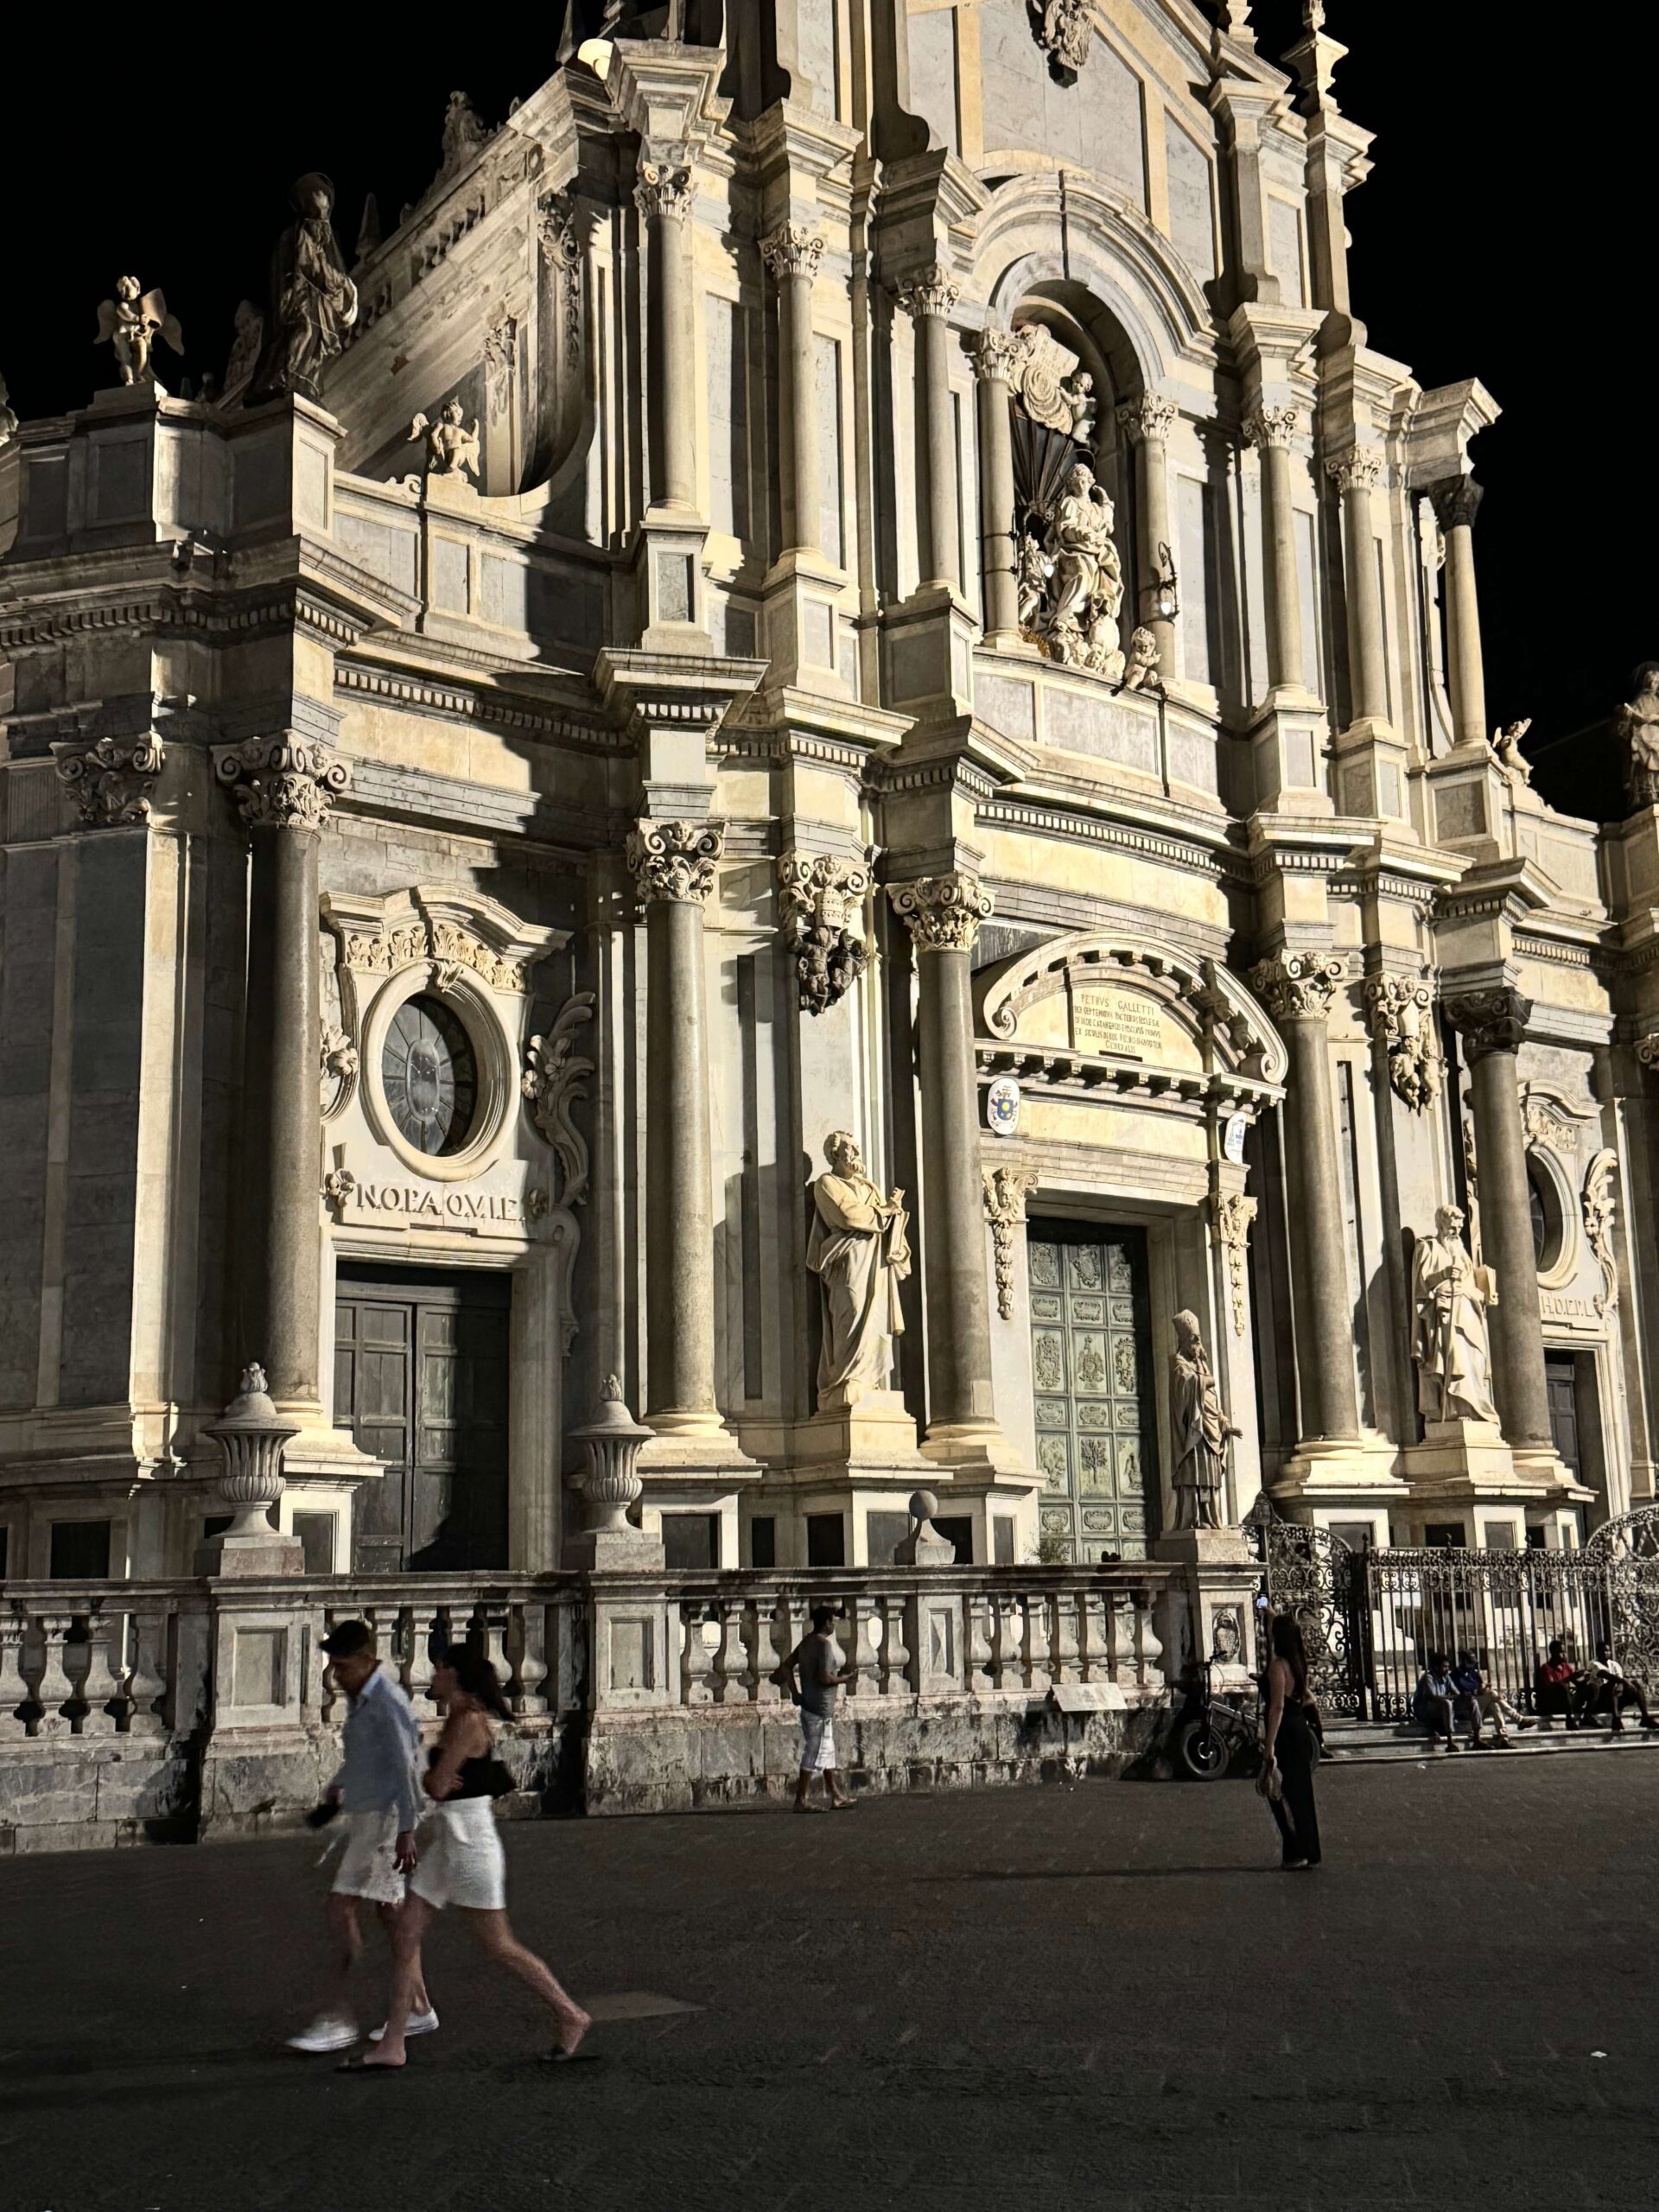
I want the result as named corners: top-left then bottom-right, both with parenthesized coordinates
top-left (350, 1646), bottom-right (592, 2071)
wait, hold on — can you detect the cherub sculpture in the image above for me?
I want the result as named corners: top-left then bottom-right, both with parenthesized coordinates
top-left (1120, 625), bottom-right (1161, 693)
top-left (0, 371), bottom-right (16, 449)
top-left (1491, 717), bottom-right (1532, 785)
top-left (410, 397), bottom-right (480, 480)
top-left (95, 276), bottom-right (183, 387)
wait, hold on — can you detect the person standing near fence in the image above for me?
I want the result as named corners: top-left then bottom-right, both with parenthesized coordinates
top-left (779, 1605), bottom-right (858, 1812)
top-left (1261, 1614), bottom-right (1321, 1870)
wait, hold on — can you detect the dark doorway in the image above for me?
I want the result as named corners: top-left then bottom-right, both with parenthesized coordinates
top-left (1545, 1352), bottom-right (1581, 1485)
top-left (335, 1264), bottom-right (512, 1573)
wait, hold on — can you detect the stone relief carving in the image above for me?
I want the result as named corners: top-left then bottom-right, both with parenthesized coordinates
top-left (1018, 461), bottom-right (1126, 676)
top-left (1583, 1149), bottom-right (1619, 1318)
top-left (1366, 975), bottom-right (1441, 1112)
top-left (1211, 1191), bottom-right (1258, 1338)
top-left (1325, 448), bottom-right (1382, 497)
top-left (410, 397), bottom-right (480, 480)
top-left (1028, 0), bottom-right (1094, 79)
top-left (778, 852), bottom-right (871, 1016)
top-left (634, 157), bottom-right (695, 224)
top-left (214, 734), bottom-right (351, 832)
top-left (1007, 324), bottom-right (1093, 438)
top-left (1411, 1202), bottom-right (1500, 1427)
top-left (1523, 1096), bottom-right (1580, 1159)
top-left (440, 91), bottom-right (491, 179)
top-left (522, 992), bottom-right (596, 1208)
top-left (95, 277), bottom-right (183, 388)
top-left (982, 1166), bottom-right (1037, 1320)
top-left (1491, 718), bottom-right (1532, 785)
top-left (53, 733), bottom-right (165, 825)
top-left (248, 175), bottom-right (359, 404)
top-left (1637, 1033), bottom-right (1659, 1073)
top-left (1249, 951), bottom-right (1345, 1025)
top-left (537, 194), bottom-right (584, 359)
top-left (1169, 1310), bottom-right (1239, 1530)
top-left (887, 872), bottom-right (995, 953)
top-left (1243, 404), bottom-right (1300, 454)
top-left (320, 1021), bottom-right (359, 1116)
top-left (484, 313), bottom-right (517, 419)
top-left (626, 819), bottom-right (725, 907)
top-left (759, 224), bottom-right (824, 282)
top-left (806, 1132), bottom-right (912, 1411)
top-left (1617, 664), bottom-right (1659, 811)
top-left (895, 264), bottom-right (960, 323)
top-left (1116, 392), bottom-right (1179, 448)
top-left (322, 1163), bottom-right (357, 1219)
top-left (1446, 987), bottom-right (1530, 1063)
top-left (972, 327), bottom-right (1018, 386)
top-left (336, 913), bottom-right (533, 995)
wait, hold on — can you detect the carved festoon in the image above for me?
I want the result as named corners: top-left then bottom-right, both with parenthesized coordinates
top-left (778, 853), bottom-right (872, 1016)
top-left (1583, 1149), bottom-right (1619, 1318)
top-left (537, 194), bottom-right (584, 359)
top-left (1028, 0), bottom-right (1094, 80)
top-left (1211, 1191), bottom-right (1258, 1338)
top-left (982, 1166), bottom-right (1037, 1320)
top-left (410, 397), bottom-right (480, 480)
top-left (213, 734), bottom-right (350, 832)
top-left (1523, 1096), bottom-right (1580, 1158)
top-left (53, 734), bottom-right (166, 826)
top-left (1366, 975), bottom-right (1442, 1112)
top-left (1617, 664), bottom-right (1659, 811)
top-left (1445, 986), bottom-right (1531, 1064)
top-left (1249, 952), bottom-right (1345, 1025)
top-left (522, 992), bottom-right (597, 1208)
top-left (887, 872), bottom-right (995, 954)
top-left (626, 819), bottom-right (725, 907)
top-left (320, 1022), bottom-right (359, 1116)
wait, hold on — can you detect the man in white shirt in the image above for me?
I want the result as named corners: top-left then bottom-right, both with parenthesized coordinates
top-left (781, 1605), bottom-right (858, 1812)
top-left (1576, 1640), bottom-right (1659, 1734)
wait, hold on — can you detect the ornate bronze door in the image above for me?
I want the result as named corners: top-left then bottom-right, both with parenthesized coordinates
top-left (335, 1265), bottom-right (511, 1572)
top-left (1027, 1222), bottom-right (1159, 1560)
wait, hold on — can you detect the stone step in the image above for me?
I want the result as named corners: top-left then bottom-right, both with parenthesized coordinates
top-left (1319, 1722), bottom-right (1659, 1768)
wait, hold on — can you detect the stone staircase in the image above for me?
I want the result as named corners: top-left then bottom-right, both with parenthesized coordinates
top-left (1321, 1717), bottom-right (1659, 1769)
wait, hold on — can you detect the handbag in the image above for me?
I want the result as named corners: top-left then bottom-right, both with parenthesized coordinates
top-left (1255, 1748), bottom-right (1282, 1803)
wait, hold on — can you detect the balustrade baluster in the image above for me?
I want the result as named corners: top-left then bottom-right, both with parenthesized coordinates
top-left (1025, 1590), bottom-right (1051, 1692)
top-left (124, 1607), bottom-right (170, 1735)
top-left (0, 1606), bottom-right (29, 1738)
top-left (404, 1605), bottom-right (438, 1713)
top-left (903, 1592), bottom-right (925, 1694)
top-left (991, 1596), bottom-right (1020, 1691)
top-left (509, 1602), bottom-right (550, 1716)
top-left (878, 1595), bottom-right (909, 1695)
top-left (1133, 1587), bottom-right (1163, 1689)
top-left (713, 1602), bottom-right (749, 1704)
top-left (848, 1592), bottom-right (880, 1697)
top-left (35, 1612), bottom-right (76, 1734)
top-left (967, 1592), bottom-right (994, 1693)
top-left (753, 1589), bottom-right (790, 1704)
top-left (682, 1602), bottom-right (716, 1706)
top-left (1050, 1590), bottom-right (1081, 1686)
top-left (1076, 1591), bottom-right (1104, 1682)
top-left (1110, 1592), bottom-right (1137, 1687)
top-left (78, 1606), bottom-right (122, 1735)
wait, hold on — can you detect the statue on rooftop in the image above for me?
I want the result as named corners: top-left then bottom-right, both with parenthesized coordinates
top-left (1618, 664), bottom-right (1659, 811)
top-left (95, 277), bottom-right (183, 388)
top-left (1491, 718), bottom-right (1532, 786)
top-left (1120, 626), bottom-right (1161, 694)
top-left (249, 174), bottom-right (359, 405)
top-left (0, 371), bottom-right (16, 449)
top-left (441, 92), bottom-right (489, 177)
top-left (410, 398), bottom-right (480, 481)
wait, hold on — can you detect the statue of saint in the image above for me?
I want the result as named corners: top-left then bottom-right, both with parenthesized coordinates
top-left (250, 174), bottom-right (359, 404)
top-left (1168, 1310), bottom-right (1239, 1529)
top-left (1411, 1203), bottom-right (1501, 1427)
top-left (1044, 461), bottom-right (1122, 639)
top-left (1617, 664), bottom-right (1659, 810)
top-left (806, 1132), bottom-right (911, 1410)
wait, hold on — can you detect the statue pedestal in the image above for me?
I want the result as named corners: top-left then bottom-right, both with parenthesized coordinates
top-left (795, 1391), bottom-right (933, 1473)
top-left (1398, 1423), bottom-right (1592, 1548)
top-left (194, 1529), bottom-right (304, 1579)
top-left (1153, 1526), bottom-right (1256, 1567)
top-left (564, 1525), bottom-right (666, 1573)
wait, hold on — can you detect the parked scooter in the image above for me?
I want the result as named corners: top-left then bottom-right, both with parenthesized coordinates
top-left (1160, 1659), bottom-right (1261, 1781)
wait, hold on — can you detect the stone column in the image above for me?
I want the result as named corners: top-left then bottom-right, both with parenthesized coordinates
top-left (1243, 404), bottom-right (1305, 695)
top-left (1250, 955), bottom-right (1360, 1442)
top-left (760, 225), bottom-right (824, 557)
top-left (888, 873), bottom-right (996, 1440)
top-left (1427, 475), bottom-right (1486, 747)
top-left (1116, 391), bottom-right (1179, 671)
top-left (215, 733), bottom-right (348, 1419)
top-left (637, 156), bottom-right (697, 514)
top-left (897, 265), bottom-right (963, 594)
top-left (1326, 448), bottom-right (1389, 724)
top-left (1446, 987), bottom-right (1553, 1448)
top-left (626, 819), bottom-right (725, 1436)
top-left (973, 329), bottom-right (1020, 641)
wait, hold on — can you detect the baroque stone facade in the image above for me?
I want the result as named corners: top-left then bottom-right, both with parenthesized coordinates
top-left (0, 1), bottom-right (1656, 1588)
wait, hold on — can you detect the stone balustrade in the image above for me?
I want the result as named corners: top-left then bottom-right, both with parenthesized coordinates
top-left (0, 1562), bottom-right (1200, 1845)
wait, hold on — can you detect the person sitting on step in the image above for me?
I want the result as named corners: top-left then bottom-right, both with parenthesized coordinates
top-left (1414, 1652), bottom-right (1462, 1752)
top-left (1449, 1648), bottom-right (1526, 1747)
top-left (1534, 1640), bottom-right (1581, 1730)
top-left (1574, 1641), bottom-right (1659, 1734)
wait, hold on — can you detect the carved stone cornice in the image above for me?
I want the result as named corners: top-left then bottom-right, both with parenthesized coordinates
top-left (895, 264), bottom-right (961, 322)
top-left (1116, 392), bottom-right (1179, 447)
top-left (1325, 448), bottom-right (1382, 496)
top-left (973, 328), bottom-right (1020, 384)
top-left (1427, 475), bottom-right (1484, 532)
top-left (888, 871), bottom-right (995, 953)
top-left (634, 160), bottom-right (695, 225)
top-left (760, 224), bottom-right (823, 283)
top-left (522, 992), bottom-right (596, 1208)
top-left (626, 818), bottom-right (725, 907)
top-left (52, 733), bottom-right (165, 826)
top-left (779, 851), bottom-right (872, 1015)
top-left (1445, 985), bottom-right (1531, 1063)
top-left (982, 1166), bottom-right (1037, 1320)
top-left (1249, 951), bottom-right (1346, 1024)
top-left (213, 734), bottom-right (350, 832)
top-left (1243, 404), bottom-right (1300, 453)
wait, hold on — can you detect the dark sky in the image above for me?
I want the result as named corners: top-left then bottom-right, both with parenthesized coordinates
top-left (4, 4), bottom-right (1649, 818)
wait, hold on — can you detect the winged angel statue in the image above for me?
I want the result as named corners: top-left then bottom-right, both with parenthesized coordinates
top-left (95, 276), bottom-right (183, 386)
top-left (0, 370), bottom-right (16, 448)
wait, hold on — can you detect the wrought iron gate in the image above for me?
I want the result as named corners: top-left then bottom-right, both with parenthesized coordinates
top-left (1243, 1497), bottom-right (1364, 1717)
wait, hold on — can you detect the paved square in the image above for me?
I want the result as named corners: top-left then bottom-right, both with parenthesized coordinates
top-left (4, 1755), bottom-right (1657, 2210)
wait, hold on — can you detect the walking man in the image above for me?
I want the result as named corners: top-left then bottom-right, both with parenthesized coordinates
top-left (780, 1605), bottom-right (857, 1812)
top-left (287, 1618), bottom-right (437, 2054)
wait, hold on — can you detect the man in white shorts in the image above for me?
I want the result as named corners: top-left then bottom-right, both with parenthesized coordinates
top-left (783, 1605), bottom-right (857, 1812)
top-left (287, 1618), bottom-right (437, 2053)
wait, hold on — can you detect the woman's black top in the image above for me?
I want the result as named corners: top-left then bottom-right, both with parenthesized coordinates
top-left (426, 1744), bottom-right (502, 1799)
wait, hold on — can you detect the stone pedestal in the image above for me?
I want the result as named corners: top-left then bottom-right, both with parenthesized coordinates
top-left (564, 1376), bottom-right (667, 1573)
top-left (194, 1365), bottom-right (304, 1578)
top-left (1153, 1536), bottom-right (1262, 1693)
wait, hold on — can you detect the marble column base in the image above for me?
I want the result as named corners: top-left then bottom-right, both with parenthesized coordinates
top-left (637, 1424), bottom-right (760, 1484)
top-left (1247, 689), bottom-right (1332, 814)
top-left (788, 1390), bottom-right (933, 1475)
top-left (1271, 1433), bottom-right (1408, 1514)
top-left (918, 1417), bottom-right (1032, 1481)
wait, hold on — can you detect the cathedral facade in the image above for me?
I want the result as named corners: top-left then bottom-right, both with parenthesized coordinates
top-left (1, 0), bottom-right (1655, 1591)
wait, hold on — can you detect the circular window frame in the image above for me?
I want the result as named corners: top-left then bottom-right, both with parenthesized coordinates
top-left (1525, 1145), bottom-right (1577, 1287)
top-left (360, 968), bottom-right (512, 1182)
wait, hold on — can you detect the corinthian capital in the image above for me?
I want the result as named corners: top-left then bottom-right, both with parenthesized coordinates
top-left (213, 734), bottom-right (350, 831)
top-left (760, 224), bottom-right (823, 282)
top-left (1249, 951), bottom-right (1346, 1024)
top-left (1636, 1033), bottom-right (1659, 1071)
top-left (1243, 404), bottom-right (1300, 453)
top-left (1325, 448), bottom-right (1382, 496)
top-left (626, 818), bottom-right (725, 906)
top-left (896, 264), bottom-right (961, 322)
top-left (1427, 475), bottom-right (1484, 532)
top-left (1116, 392), bottom-right (1179, 446)
top-left (973, 327), bottom-right (1020, 384)
top-left (53, 733), bottom-right (166, 826)
top-left (887, 871), bottom-right (994, 953)
top-left (635, 159), bottom-right (695, 225)
top-left (1445, 985), bottom-right (1530, 1063)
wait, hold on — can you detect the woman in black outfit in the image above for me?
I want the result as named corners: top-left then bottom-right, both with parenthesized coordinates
top-left (1262, 1614), bottom-right (1321, 1870)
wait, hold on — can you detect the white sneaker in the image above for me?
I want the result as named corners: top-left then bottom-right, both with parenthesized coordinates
top-left (369, 2008), bottom-right (440, 2044)
top-left (286, 2015), bottom-right (360, 2054)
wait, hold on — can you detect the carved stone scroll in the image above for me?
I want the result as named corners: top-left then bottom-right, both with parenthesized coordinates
top-left (53, 734), bottom-right (166, 826)
top-left (626, 819), bottom-right (724, 907)
top-left (779, 852), bottom-right (871, 1015)
top-left (982, 1166), bottom-right (1037, 1320)
top-left (1583, 1149), bottom-right (1619, 1318)
top-left (522, 992), bottom-right (597, 1209)
top-left (1211, 1190), bottom-right (1258, 1338)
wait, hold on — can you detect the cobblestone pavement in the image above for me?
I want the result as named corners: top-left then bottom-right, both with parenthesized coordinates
top-left (4, 1752), bottom-right (1659, 2212)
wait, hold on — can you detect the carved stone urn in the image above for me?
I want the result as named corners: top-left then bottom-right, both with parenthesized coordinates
top-left (197, 1362), bottom-right (304, 1576)
top-left (565, 1376), bottom-right (664, 1569)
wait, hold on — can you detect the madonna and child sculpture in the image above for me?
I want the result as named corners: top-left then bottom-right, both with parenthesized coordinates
top-left (806, 1132), bottom-right (912, 1412)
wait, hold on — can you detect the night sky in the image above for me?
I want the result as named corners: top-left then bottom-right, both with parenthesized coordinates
top-left (3, 4), bottom-right (1650, 819)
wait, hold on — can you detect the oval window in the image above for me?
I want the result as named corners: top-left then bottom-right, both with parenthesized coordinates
top-left (381, 995), bottom-right (479, 1156)
top-left (1527, 1160), bottom-right (1564, 1274)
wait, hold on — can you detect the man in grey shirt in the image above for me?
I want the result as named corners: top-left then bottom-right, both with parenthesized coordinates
top-left (782, 1605), bottom-right (857, 1812)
